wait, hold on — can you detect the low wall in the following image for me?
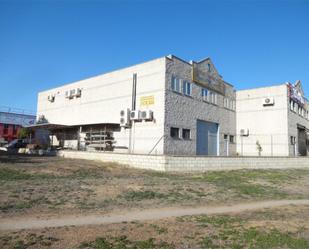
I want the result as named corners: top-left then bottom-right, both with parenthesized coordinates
top-left (58, 150), bottom-right (166, 171)
top-left (58, 150), bottom-right (309, 172)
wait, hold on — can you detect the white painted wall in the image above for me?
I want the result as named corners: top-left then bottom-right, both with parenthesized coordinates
top-left (37, 57), bottom-right (166, 154)
top-left (236, 84), bottom-right (289, 156)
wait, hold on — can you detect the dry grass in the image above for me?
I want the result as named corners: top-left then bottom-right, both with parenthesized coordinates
top-left (1, 154), bottom-right (309, 219)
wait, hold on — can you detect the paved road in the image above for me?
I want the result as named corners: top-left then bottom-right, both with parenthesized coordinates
top-left (1, 199), bottom-right (309, 230)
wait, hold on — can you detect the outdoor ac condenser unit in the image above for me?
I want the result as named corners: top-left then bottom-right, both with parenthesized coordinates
top-left (240, 129), bottom-right (249, 137)
top-left (47, 95), bottom-right (55, 102)
top-left (140, 110), bottom-right (153, 121)
top-left (130, 110), bottom-right (141, 121)
top-left (262, 97), bottom-right (275, 106)
top-left (75, 88), bottom-right (82, 97)
top-left (120, 109), bottom-right (131, 127)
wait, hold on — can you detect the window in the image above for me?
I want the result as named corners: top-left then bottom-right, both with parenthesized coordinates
top-left (183, 81), bottom-right (191, 96)
top-left (290, 100), bottom-right (294, 111)
top-left (224, 134), bottom-right (228, 140)
top-left (4, 124), bottom-right (9, 129)
top-left (207, 63), bottom-right (211, 72)
top-left (182, 129), bottom-right (191, 140)
top-left (210, 92), bottom-right (217, 104)
top-left (229, 135), bottom-right (235, 143)
top-left (202, 88), bottom-right (208, 101)
top-left (170, 127), bottom-right (179, 139)
top-left (294, 103), bottom-right (298, 112)
top-left (291, 136), bottom-right (296, 145)
top-left (171, 76), bottom-right (181, 93)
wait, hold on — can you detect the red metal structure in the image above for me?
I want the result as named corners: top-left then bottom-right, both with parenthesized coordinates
top-left (0, 123), bottom-right (21, 142)
top-left (0, 106), bottom-right (36, 143)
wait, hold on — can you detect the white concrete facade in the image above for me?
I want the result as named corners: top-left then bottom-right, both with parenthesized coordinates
top-left (37, 55), bottom-right (236, 156)
top-left (37, 55), bottom-right (308, 157)
top-left (236, 83), bottom-right (309, 156)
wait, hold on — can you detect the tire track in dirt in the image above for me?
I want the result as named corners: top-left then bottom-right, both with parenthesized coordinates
top-left (1, 199), bottom-right (309, 230)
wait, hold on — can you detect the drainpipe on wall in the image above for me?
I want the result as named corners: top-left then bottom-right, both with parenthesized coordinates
top-left (129, 73), bottom-right (137, 154)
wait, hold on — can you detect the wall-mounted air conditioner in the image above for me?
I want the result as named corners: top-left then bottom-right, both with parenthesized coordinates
top-left (263, 97), bottom-right (275, 106)
top-left (120, 108), bottom-right (131, 127)
top-left (75, 88), bottom-right (82, 97)
top-left (65, 91), bottom-right (71, 99)
top-left (130, 110), bottom-right (141, 121)
top-left (47, 95), bottom-right (55, 102)
top-left (140, 110), bottom-right (153, 121)
top-left (240, 129), bottom-right (249, 137)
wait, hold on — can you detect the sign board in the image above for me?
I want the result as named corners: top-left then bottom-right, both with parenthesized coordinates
top-left (140, 95), bottom-right (154, 107)
top-left (288, 83), bottom-right (305, 106)
top-left (192, 61), bottom-right (226, 95)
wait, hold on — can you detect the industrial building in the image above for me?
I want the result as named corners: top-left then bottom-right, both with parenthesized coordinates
top-left (36, 55), bottom-right (236, 156)
top-left (35, 55), bottom-right (309, 156)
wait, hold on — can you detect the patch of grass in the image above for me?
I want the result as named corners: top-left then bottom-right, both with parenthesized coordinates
top-left (122, 190), bottom-right (166, 201)
top-left (0, 168), bottom-right (54, 181)
top-left (150, 224), bottom-right (168, 235)
top-left (78, 236), bottom-right (174, 249)
top-left (196, 213), bottom-right (309, 249)
top-left (0, 168), bottom-right (33, 181)
top-left (243, 228), bottom-right (309, 249)
top-left (4, 233), bottom-right (59, 249)
top-left (0, 196), bottom-right (49, 212)
top-left (195, 215), bottom-right (242, 227)
top-left (196, 170), bottom-right (289, 198)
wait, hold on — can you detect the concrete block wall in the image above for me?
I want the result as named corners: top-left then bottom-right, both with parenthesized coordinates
top-left (164, 56), bottom-right (237, 156)
top-left (58, 150), bottom-right (309, 172)
top-left (58, 150), bottom-right (166, 171)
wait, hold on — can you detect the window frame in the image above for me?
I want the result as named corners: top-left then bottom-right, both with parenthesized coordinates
top-left (171, 76), bottom-right (181, 93)
top-left (183, 81), bottom-right (192, 96)
top-left (182, 128), bottom-right (191, 140)
top-left (170, 127), bottom-right (180, 139)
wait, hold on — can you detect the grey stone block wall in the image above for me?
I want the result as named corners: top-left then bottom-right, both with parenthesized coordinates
top-left (58, 150), bottom-right (309, 172)
top-left (287, 90), bottom-right (309, 156)
top-left (163, 56), bottom-right (236, 156)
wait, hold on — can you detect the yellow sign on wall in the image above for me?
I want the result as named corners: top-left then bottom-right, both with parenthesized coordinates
top-left (140, 95), bottom-right (155, 106)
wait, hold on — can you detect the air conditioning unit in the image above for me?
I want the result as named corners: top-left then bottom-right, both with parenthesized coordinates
top-left (75, 88), bottom-right (82, 97)
top-left (130, 110), bottom-right (141, 121)
top-left (140, 110), bottom-right (153, 121)
top-left (120, 109), bottom-right (131, 127)
top-left (65, 91), bottom-right (71, 99)
top-left (240, 129), bottom-right (249, 137)
top-left (263, 97), bottom-right (275, 106)
top-left (47, 95), bottom-right (55, 102)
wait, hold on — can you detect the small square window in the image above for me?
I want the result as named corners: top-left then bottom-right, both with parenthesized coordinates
top-left (229, 135), bottom-right (235, 143)
top-left (224, 134), bottom-right (228, 140)
top-left (182, 129), bottom-right (191, 140)
top-left (170, 127), bottom-right (179, 139)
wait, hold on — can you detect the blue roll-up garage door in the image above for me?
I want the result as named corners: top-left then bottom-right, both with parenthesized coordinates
top-left (196, 120), bottom-right (218, 155)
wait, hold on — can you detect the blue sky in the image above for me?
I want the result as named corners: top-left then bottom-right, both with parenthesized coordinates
top-left (0, 0), bottom-right (308, 112)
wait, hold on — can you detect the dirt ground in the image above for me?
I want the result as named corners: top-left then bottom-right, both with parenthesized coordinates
top-left (1, 205), bottom-right (309, 248)
top-left (1, 154), bottom-right (309, 248)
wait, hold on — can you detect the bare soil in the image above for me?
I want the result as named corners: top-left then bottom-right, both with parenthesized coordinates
top-left (1, 154), bottom-right (309, 248)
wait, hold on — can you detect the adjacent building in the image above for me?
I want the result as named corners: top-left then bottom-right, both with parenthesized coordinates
top-left (237, 81), bottom-right (309, 156)
top-left (35, 55), bottom-right (309, 156)
top-left (0, 107), bottom-right (36, 144)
